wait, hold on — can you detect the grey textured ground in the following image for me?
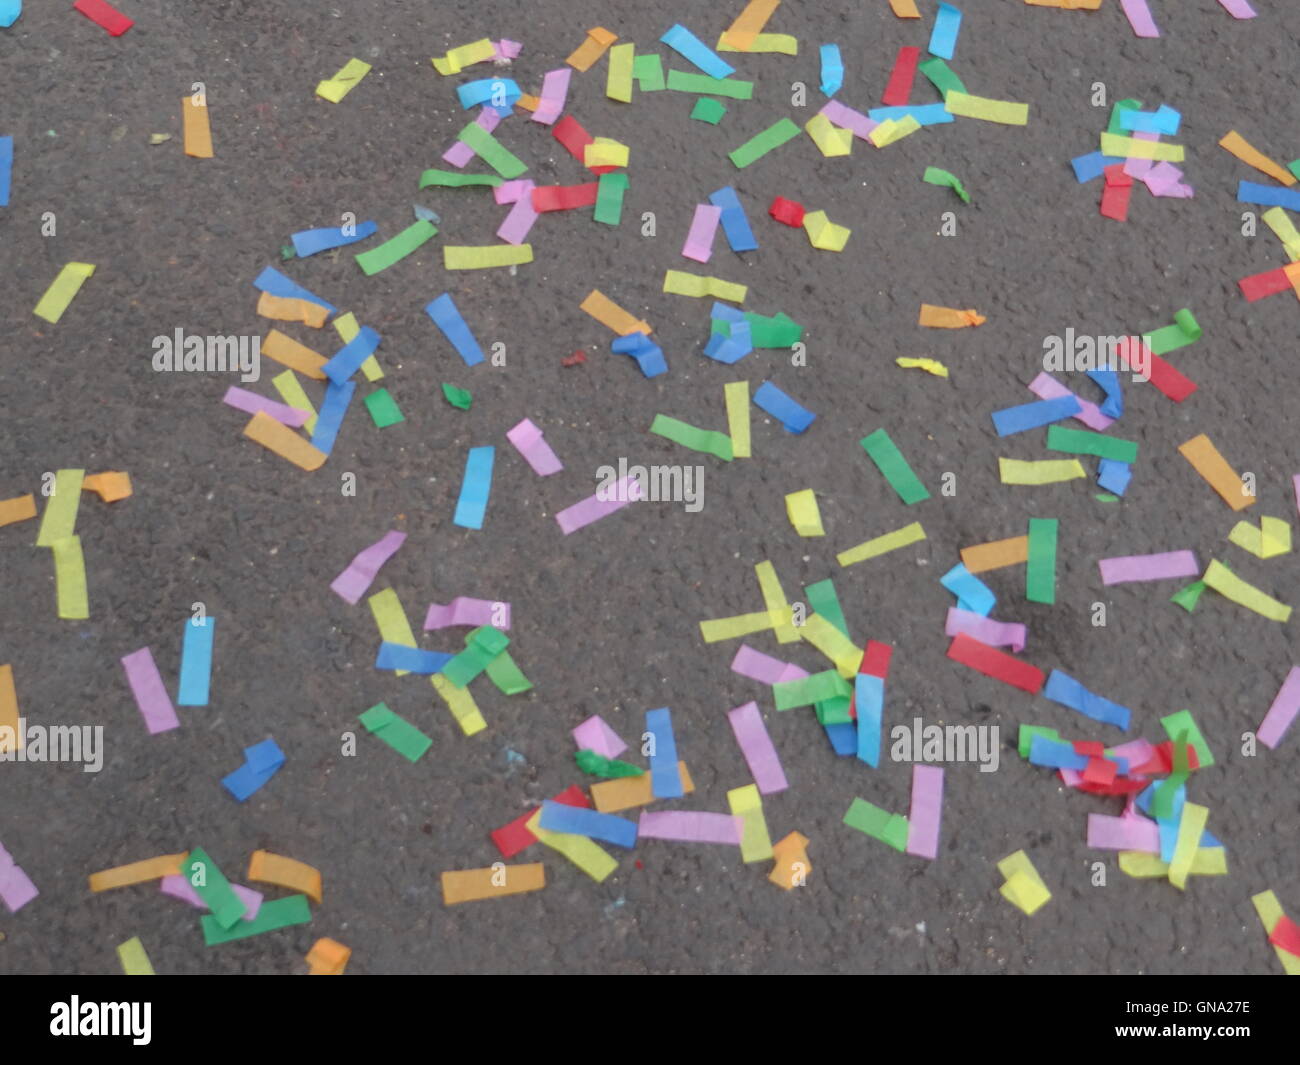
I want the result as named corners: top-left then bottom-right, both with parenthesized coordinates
top-left (2, 0), bottom-right (1299, 975)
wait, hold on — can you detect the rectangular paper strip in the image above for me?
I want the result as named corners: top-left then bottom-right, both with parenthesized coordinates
top-left (727, 701), bottom-right (788, 793)
top-left (120, 648), bottom-right (181, 734)
top-left (905, 765), bottom-right (944, 859)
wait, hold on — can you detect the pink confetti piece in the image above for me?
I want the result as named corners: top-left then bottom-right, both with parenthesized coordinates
top-left (1098, 550), bottom-right (1199, 585)
top-left (506, 417), bottom-right (563, 476)
top-left (1217, 0), bottom-right (1256, 18)
top-left (423, 596), bottom-right (510, 631)
top-left (531, 67), bottom-right (571, 125)
top-left (1108, 737), bottom-right (1157, 771)
top-left (329, 530), bottom-right (406, 605)
top-left (496, 179), bottom-right (539, 244)
top-left (120, 647), bottom-right (180, 735)
top-left (637, 810), bottom-right (744, 845)
top-left (159, 874), bottom-right (264, 920)
top-left (555, 474), bottom-right (643, 535)
top-left (443, 107), bottom-right (502, 168)
top-left (727, 701), bottom-right (789, 794)
top-left (493, 39), bottom-right (523, 60)
top-left (905, 764), bottom-right (943, 860)
top-left (681, 204), bottom-right (722, 263)
top-left (0, 841), bottom-right (38, 913)
top-left (572, 714), bottom-right (628, 759)
top-left (943, 608), bottom-right (1027, 654)
top-left (1258, 666), bottom-right (1300, 750)
top-left (221, 386), bottom-right (310, 428)
top-left (818, 99), bottom-right (879, 141)
top-left (1087, 812), bottom-right (1160, 852)
top-left (730, 644), bottom-right (809, 685)
top-left (1027, 372), bottom-right (1114, 432)
top-left (1120, 0), bottom-right (1160, 38)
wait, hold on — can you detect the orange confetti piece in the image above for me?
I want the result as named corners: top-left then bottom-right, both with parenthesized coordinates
top-left (89, 853), bottom-right (189, 892)
top-left (1178, 434), bottom-right (1257, 512)
top-left (243, 411), bottom-right (328, 471)
top-left (919, 304), bottom-right (986, 328)
top-left (262, 330), bottom-right (328, 379)
top-left (888, 0), bottom-right (921, 16)
top-left (257, 291), bottom-right (329, 328)
top-left (516, 94), bottom-right (540, 112)
top-left (591, 761), bottom-right (694, 812)
top-left (248, 850), bottom-right (323, 904)
top-left (441, 863), bottom-right (547, 905)
top-left (0, 665), bottom-right (20, 754)
top-left (0, 494), bottom-right (38, 527)
top-left (769, 830), bottom-right (811, 890)
top-left (82, 472), bottom-right (132, 502)
top-left (566, 27), bottom-right (618, 72)
top-left (961, 535), bottom-right (1029, 573)
top-left (721, 0), bottom-right (781, 50)
top-left (306, 937), bottom-right (352, 975)
top-left (182, 96), bottom-right (213, 159)
top-left (580, 289), bottom-right (653, 336)
top-left (1219, 131), bottom-right (1296, 187)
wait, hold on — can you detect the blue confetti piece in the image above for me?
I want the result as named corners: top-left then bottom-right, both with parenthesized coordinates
top-left (1237, 180), bottom-right (1300, 211)
top-left (1097, 458), bottom-right (1132, 496)
top-left (645, 707), bottom-right (684, 798)
top-left (855, 674), bottom-right (884, 767)
top-left (819, 44), bottom-right (844, 96)
top-left (710, 301), bottom-right (746, 324)
top-left (177, 616), bottom-right (215, 707)
top-left (611, 331), bottom-right (668, 377)
top-left (824, 721), bottom-right (857, 756)
top-left (0, 135), bottom-right (11, 207)
top-left (375, 643), bottom-right (453, 674)
top-left (221, 738), bottom-right (285, 802)
top-left (1043, 669), bottom-right (1132, 730)
top-left (252, 265), bottom-right (336, 313)
top-left (291, 221), bottom-right (378, 257)
top-left (928, 2), bottom-right (963, 61)
top-left (244, 738), bottom-right (286, 774)
top-left (456, 78), bottom-right (521, 110)
top-left (322, 326), bottom-right (382, 384)
top-left (990, 395), bottom-right (1081, 436)
top-left (1071, 151), bottom-right (1125, 183)
top-left (940, 563), bottom-right (996, 617)
top-left (539, 800), bottom-right (639, 848)
top-left (867, 103), bottom-right (954, 126)
top-left (310, 379), bottom-right (356, 456)
top-left (708, 186), bottom-right (758, 252)
top-left (703, 320), bottom-right (752, 364)
top-left (453, 446), bottom-right (495, 530)
top-left (660, 24), bottom-right (734, 81)
top-left (1029, 736), bottom-right (1089, 771)
top-left (753, 381), bottom-right (816, 433)
top-left (0, 1), bottom-right (20, 29)
top-left (1086, 367), bottom-right (1123, 418)
top-left (425, 293), bottom-right (484, 367)
top-left (1119, 104), bottom-right (1181, 136)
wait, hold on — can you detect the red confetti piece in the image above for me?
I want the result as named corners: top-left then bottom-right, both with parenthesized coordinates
top-left (562, 351), bottom-right (587, 367)
top-left (1099, 164), bottom-right (1132, 221)
top-left (881, 46), bottom-right (921, 107)
top-left (769, 196), bottom-right (805, 227)
top-left (1115, 337), bottom-right (1198, 403)
top-left (532, 183), bottom-right (600, 212)
top-left (946, 633), bottom-right (1045, 694)
top-left (551, 115), bottom-right (617, 174)
top-left (73, 0), bottom-right (134, 36)
top-left (490, 784), bottom-right (590, 859)
top-left (1268, 914), bottom-right (1300, 958)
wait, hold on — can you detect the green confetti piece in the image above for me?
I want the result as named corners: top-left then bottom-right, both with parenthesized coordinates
top-left (1095, 493), bottom-right (1120, 502)
top-left (484, 648), bottom-right (532, 695)
top-left (860, 428), bottom-right (930, 505)
top-left (1106, 98), bottom-right (1143, 135)
top-left (1161, 709), bottom-right (1215, 768)
top-left (1046, 425), bottom-right (1138, 464)
top-left (1026, 517), bottom-right (1059, 605)
top-left (1141, 308), bottom-right (1202, 356)
top-left (364, 388), bottom-right (405, 428)
top-left (649, 414), bottom-right (734, 461)
top-left (774, 669), bottom-right (852, 710)
top-left (1289, 159), bottom-right (1300, 182)
top-left (632, 53), bottom-right (666, 91)
top-left (353, 219), bottom-right (438, 276)
top-left (280, 244), bottom-right (296, 260)
top-left (442, 626), bottom-right (510, 688)
top-left (917, 57), bottom-right (966, 99)
top-left (594, 171), bottom-right (629, 226)
top-left (182, 848), bottom-right (246, 931)
top-left (1018, 724), bottom-right (1061, 760)
top-left (1153, 729), bottom-right (1190, 820)
top-left (1170, 579), bottom-right (1206, 613)
top-left (711, 310), bottom-right (803, 347)
top-left (690, 97), bottom-right (727, 124)
top-left (814, 696), bottom-right (853, 725)
top-left (922, 166), bottom-right (970, 203)
top-left (455, 122), bottom-right (528, 179)
top-left (667, 70), bottom-right (754, 100)
top-left (359, 703), bottom-right (434, 763)
top-left (728, 117), bottom-right (801, 169)
top-left (441, 383), bottom-right (472, 410)
top-left (843, 798), bottom-right (909, 851)
top-left (804, 579), bottom-right (849, 638)
top-left (576, 749), bottom-right (645, 778)
top-left (200, 895), bottom-right (312, 946)
top-left (417, 168), bottom-right (504, 189)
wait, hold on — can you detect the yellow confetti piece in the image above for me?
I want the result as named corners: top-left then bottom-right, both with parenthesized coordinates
top-left (51, 535), bottom-right (89, 620)
top-left (1167, 802), bottom-right (1208, 891)
top-left (525, 810), bottom-right (618, 882)
top-left (256, 291), bottom-right (329, 328)
top-left (785, 488), bottom-right (824, 537)
top-left (699, 609), bottom-right (783, 643)
top-left (800, 614), bottom-right (863, 678)
top-left (961, 535), bottom-right (1028, 573)
top-left (333, 311), bottom-right (383, 381)
top-left (1202, 559), bottom-right (1291, 623)
top-left (725, 381), bottom-right (751, 458)
top-left (869, 114), bottom-right (921, 147)
top-left (263, 330), bottom-right (328, 380)
top-left (0, 665), bottom-right (20, 754)
top-left (368, 588), bottom-right (417, 676)
top-left (431, 673), bottom-right (487, 735)
top-left (896, 357), bottom-right (949, 377)
top-left (919, 304), bottom-right (985, 327)
top-left (663, 269), bottom-right (747, 303)
top-left (728, 784), bottom-right (774, 863)
top-left (271, 370), bottom-right (318, 434)
top-left (591, 762), bottom-right (694, 812)
top-left (717, 32), bottom-right (797, 54)
top-left (444, 244), bottom-right (534, 270)
top-left (997, 850), bottom-right (1051, 915)
top-left (89, 853), bottom-right (189, 893)
top-left (585, 138), bottom-right (630, 167)
top-left (606, 42), bottom-right (634, 103)
top-left (0, 495), bottom-right (38, 527)
top-left (721, 0), bottom-right (781, 50)
top-left (888, 0), bottom-right (921, 16)
top-left (837, 521), bottom-right (926, 567)
top-left (82, 472), bottom-right (132, 502)
top-left (1099, 132), bottom-right (1183, 162)
top-left (1229, 516), bottom-right (1291, 558)
top-left (441, 863), bottom-right (546, 905)
top-left (1251, 890), bottom-right (1300, 976)
top-left (1118, 848), bottom-right (1228, 878)
top-left (34, 262), bottom-right (95, 324)
top-left (768, 830), bottom-right (811, 890)
top-left (248, 850), bottom-right (323, 904)
top-left (1179, 434), bottom-right (1255, 511)
top-left (35, 469), bottom-right (85, 546)
top-left (431, 38), bottom-right (496, 76)
top-left (243, 411), bottom-right (327, 471)
top-left (805, 113), bottom-right (852, 157)
top-left (998, 458), bottom-right (1087, 485)
top-left (580, 289), bottom-right (653, 335)
top-left (946, 91), bottom-right (1030, 126)
top-left (803, 209), bottom-right (851, 251)
top-left (566, 26), bottom-right (617, 72)
top-left (181, 96), bottom-right (213, 158)
top-left (306, 937), bottom-right (352, 975)
top-left (316, 58), bottom-right (372, 103)
top-left (1261, 207), bottom-right (1300, 262)
top-left (116, 937), bottom-right (155, 976)
top-left (1219, 131), bottom-right (1296, 187)
top-left (756, 560), bottom-right (799, 644)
